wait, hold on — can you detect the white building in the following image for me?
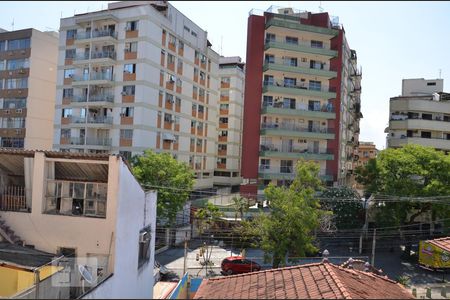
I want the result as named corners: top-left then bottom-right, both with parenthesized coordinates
top-left (0, 149), bottom-right (157, 299)
top-left (386, 78), bottom-right (450, 152)
top-left (53, 1), bottom-right (220, 190)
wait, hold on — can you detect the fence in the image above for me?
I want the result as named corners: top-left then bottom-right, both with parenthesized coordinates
top-left (0, 185), bottom-right (28, 212)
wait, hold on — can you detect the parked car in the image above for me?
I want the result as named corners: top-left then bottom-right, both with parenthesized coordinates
top-left (220, 256), bottom-right (261, 275)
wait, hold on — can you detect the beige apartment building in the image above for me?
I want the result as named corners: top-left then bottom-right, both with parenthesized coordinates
top-left (53, 1), bottom-right (221, 189)
top-left (214, 56), bottom-right (245, 189)
top-left (386, 78), bottom-right (450, 152)
top-left (0, 28), bottom-right (58, 150)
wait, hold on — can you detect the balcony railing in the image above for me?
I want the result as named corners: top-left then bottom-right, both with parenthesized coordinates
top-left (390, 115), bottom-right (450, 122)
top-left (263, 80), bottom-right (335, 93)
top-left (263, 59), bottom-right (337, 78)
top-left (265, 39), bottom-right (330, 51)
top-left (260, 144), bottom-right (333, 155)
top-left (72, 94), bottom-right (114, 103)
top-left (91, 51), bottom-right (117, 60)
top-left (75, 30), bottom-right (118, 40)
top-left (0, 185), bottom-right (29, 212)
top-left (88, 116), bottom-right (113, 124)
top-left (261, 122), bottom-right (333, 134)
top-left (262, 102), bottom-right (334, 113)
top-left (69, 137), bottom-right (112, 146)
top-left (72, 73), bottom-right (114, 82)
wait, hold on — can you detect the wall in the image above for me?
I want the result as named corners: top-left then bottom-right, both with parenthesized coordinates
top-left (82, 160), bottom-right (157, 299)
top-left (402, 78), bottom-right (443, 96)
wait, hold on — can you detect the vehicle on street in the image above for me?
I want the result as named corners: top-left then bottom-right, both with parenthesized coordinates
top-left (220, 256), bottom-right (261, 275)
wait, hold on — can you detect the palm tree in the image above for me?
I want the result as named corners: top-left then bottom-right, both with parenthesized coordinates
top-left (232, 196), bottom-right (249, 221)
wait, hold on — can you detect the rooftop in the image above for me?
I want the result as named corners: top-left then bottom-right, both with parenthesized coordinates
top-left (194, 262), bottom-right (413, 299)
top-left (0, 242), bottom-right (58, 270)
top-left (427, 236), bottom-right (450, 253)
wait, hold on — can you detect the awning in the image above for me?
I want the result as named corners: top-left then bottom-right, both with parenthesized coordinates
top-left (162, 133), bottom-right (176, 142)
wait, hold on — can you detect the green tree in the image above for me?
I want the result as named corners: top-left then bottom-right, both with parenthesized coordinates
top-left (231, 195), bottom-right (249, 221)
top-left (319, 186), bottom-right (364, 230)
top-left (254, 160), bottom-right (326, 268)
top-left (194, 202), bottom-right (224, 234)
top-left (131, 149), bottom-right (194, 225)
top-left (355, 144), bottom-right (450, 230)
top-left (354, 158), bottom-right (379, 198)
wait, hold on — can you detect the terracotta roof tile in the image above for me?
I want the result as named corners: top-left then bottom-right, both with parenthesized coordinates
top-left (428, 236), bottom-right (450, 252)
top-left (193, 262), bottom-right (414, 299)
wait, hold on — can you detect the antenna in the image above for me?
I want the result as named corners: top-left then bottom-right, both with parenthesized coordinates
top-left (11, 18), bottom-right (14, 31)
top-left (319, 1), bottom-right (324, 12)
top-left (220, 36), bottom-right (223, 56)
top-left (439, 69), bottom-right (442, 79)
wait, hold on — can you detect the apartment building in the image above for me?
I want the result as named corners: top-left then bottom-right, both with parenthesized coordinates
top-left (214, 56), bottom-right (245, 190)
top-left (0, 28), bottom-right (58, 150)
top-left (53, 1), bottom-right (220, 189)
top-left (240, 7), bottom-right (362, 196)
top-left (386, 78), bottom-right (450, 152)
top-left (354, 141), bottom-right (377, 168)
top-left (0, 149), bottom-right (157, 299)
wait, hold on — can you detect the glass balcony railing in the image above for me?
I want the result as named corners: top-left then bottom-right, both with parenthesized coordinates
top-left (72, 73), bottom-right (114, 82)
top-left (263, 80), bottom-right (335, 94)
top-left (75, 30), bottom-right (117, 40)
top-left (261, 122), bottom-right (333, 134)
top-left (69, 137), bottom-right (112, 146)
top-left (259, 144), bottom-right (334, 158)
top-left (73, 51), bottom-right (116, 61)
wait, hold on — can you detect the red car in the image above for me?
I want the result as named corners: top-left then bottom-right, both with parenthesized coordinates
top-left (221, 256), bottom-right (261, 275)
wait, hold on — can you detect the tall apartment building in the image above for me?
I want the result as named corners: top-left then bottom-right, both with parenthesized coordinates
top-left (0, 28), bottom-right (58, 150)
top-left (386, 78), bottom-right (450, 152)
top-left (214, 56), bottom-right (245, 190)
top-left (53, 1), bottom-right (221, 189)
top-left (240, 7), bottom-right (362, 196)
top-left (354, 141), bottom-right (377, 168)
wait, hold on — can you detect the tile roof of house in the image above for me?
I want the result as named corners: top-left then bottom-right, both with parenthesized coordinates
top-left (193, 262), bottom-right (414, 299)
top-left (427, 236), bottom-right (450, 252)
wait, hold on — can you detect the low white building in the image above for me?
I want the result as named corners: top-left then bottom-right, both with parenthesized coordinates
top-left (0, 149), bottom-right (157, 299)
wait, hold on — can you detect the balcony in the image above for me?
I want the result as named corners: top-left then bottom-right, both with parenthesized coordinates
top-left (72, 73), bottom-right (115, 86)
top-left (259, 144), bottom-right (334, 160)
top-left (0, 185), bottom-right (29, 212)
top-left (261, 122), bottom-right (335, 140)
top-left (68, 116), bottom-right (113, 125)
top-left (261, 102), bottom-right (335, 119)
top-left (73, 51), bottom-right (116, 65)
top-left (74, 30), bottom-right (118, 43)
top-left (265, 38), bottom-right (337, 57)
top-left (389, 118), bottom-right (450, 132)
top-left (266, 17), bottom-right (339, 38)
top-left (258, 166), bottom-right (333, 181)
top-left (263, 60), bottom-right (337, 79)
top-left (71, 94), bottom-right (114, 104)
top-left (388, 136), bottom-right (450, 150)
top-left (263, 81), bottom-right (336, 99)
top-left (68, 137), bottom-right (112, 146)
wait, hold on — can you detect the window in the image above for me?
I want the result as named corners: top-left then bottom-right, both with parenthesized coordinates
top-left (177, 60), bottom-right (183, 71)
top-left (264, 75), bottom-right (274, 85)
top-left (65, 49), bottom-right (75, 60)
top-left (168, 34), bottom-right (176, 45)
top-left (219, 130), bottom-right (228, 137)
top-left (285, 36), bottom-right (298, 45)
top-left (217, 158), bottom-right (226, 164)
top-left (284, 77), bottom-right (296, 87)
top-left (196, 138), bottom-right (202, 146)
top-left (219, 117), bottom-right (228, 124)
top-left (178, 40), bottom-right (184, 49)
top-left (263, 96), bottom-right (273, 107)
top-left (62, 108), bottom-right (72, 118)
top-left (192, 103), bottom-right (197, 112)
top-left (66, 29), bottom-right (77, 40)
top-left (124, 63), bottom-right (136, 74)
top-left (120, 107), bottom-right (134, 117)
top-left (311, 40), bottom-right (323, 48)
top-left (166, 93), bottom-right (174, 103)
top-left (200, 71), bottom-right (206, 80)
top-left (219, 103), bottom-right (229, 110)
top-left (6, 78), bottom-right (28, 89)
top-left (220, 90), bottom-right (229, 98)
top-left (199, 88), bottom-right (205, 97)
top-left (61, 129), bottom-right (71, 138)
top-left (125, 41), bottom-right (138, 52)
top-left (191, 120), bottom-right (196, 128)
top-left (119, 151), bottom-right (132, 160)
top-left (260, 159), bottom-right (270, 169)
top-left (422, 113), bottom-right (432, 120)
top-left (7, 38), bottom-right (30, 51)
top-left (191, 31), bottom-right (197, 37)
top-left (167, 53), bottom-right (175, 64)
top-left (221, 77), bottom-right (230, 84)
top-left (0, 60), bottom-right (4, 70)
top-left (183, 26), bottom-right (190, 33)
top-left (126, 20), bottom-right (138, 31)
top-left (7, 58), bottom-right (29, 70)
top-left (1, 137), bottom-right (24, 148)
top-left (310, 60), bottom-right (324, 70)
top-left (197, 121), bottom-right (203, 130)
top-left (64, 69), bottom-right (75, 79)
top-left (198, 105), bottom-right (204, 113)
top-left (45, 180), bottom-right (107, 218)
top-left (218, 144), bottom-right (227, 151)
top-left (122, 85), bottom-right (135, 96)
top-left (421, 131), bottom-right (431, 139)
top-left (427, 82), bottom-right (436, 86)
top-left (265, 54), bottom-right (275, 64)
top-left (265, 33), bottom-right (276, 43)
top-left (309, 80), bottom-right (322, 91)
top-left (164, 113), bottom-right (173, 122)
top-left (3, 98), bottom-right (26, 109)
top-left (194, 68), bottom-right (199, 77)
top-left (2, 117), bottom-right (25, 128)
top-left (280, 160), bottom-right (293, 173)
top-left (176, 78), bottom-right (182, 87)
top-left (63, 88), bottom-right (73, 99)
top-left (120, 129), bottom-right (133, 139)
top-left (193, 86), bottom-right (198, 94)
top-left (200, 54), bottom-right (207, 64)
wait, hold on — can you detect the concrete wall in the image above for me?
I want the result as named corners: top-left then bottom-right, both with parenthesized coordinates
top-left (402, 78), bottom-right (443, 96)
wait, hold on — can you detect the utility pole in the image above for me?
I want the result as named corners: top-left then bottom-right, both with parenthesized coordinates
top-left (371, 229), bottom-right (376, 266)
top-left (359, 197), bottom-right (369, 254)
top-left (183, 232), bottom-right (188, 275)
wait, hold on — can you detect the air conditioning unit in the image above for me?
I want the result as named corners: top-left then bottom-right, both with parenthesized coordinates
top-left (4, 110), bottom-right (10, 114)
top-left (16, 109), bottom-right (22, 113)
top-left (121, 91), bottom-right (127, 96)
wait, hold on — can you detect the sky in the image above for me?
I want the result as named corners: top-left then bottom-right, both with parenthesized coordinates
top-left (1, 1), bottom-right (450, 150)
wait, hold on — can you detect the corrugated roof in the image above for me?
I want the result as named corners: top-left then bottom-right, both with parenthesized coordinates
top-left (193, 262), bottom-right (414, 299)
top-left (428, 236), bottom-right (450, 253)
top-left (0, 242), bottom-right (58, 269)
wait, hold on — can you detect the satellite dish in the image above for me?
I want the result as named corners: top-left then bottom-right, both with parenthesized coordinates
top-left (78, 265), bottom-right (94, 284)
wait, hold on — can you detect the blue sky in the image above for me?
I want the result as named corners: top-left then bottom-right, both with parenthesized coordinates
top-left (1, 1), bottom-right (449, 150)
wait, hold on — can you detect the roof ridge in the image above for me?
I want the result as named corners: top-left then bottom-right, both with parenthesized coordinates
top-left (324, 263), bottom-right (353, 299)
top-left (207, 261), bottom-right (327, 281)
top-left (334, 263), bottom-right (398, 285)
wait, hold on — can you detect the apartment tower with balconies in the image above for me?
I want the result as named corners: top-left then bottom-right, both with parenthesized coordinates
top-left (241, 7), bottom-right (362, 197)
top-left (386, 78), bottom-right (450, 152)
top-left (214, 56), bottom-right (245, 190)
top-left (53, 1), bottom-right (220, 189)
top-left (0, 28), bottom-right (58, 150)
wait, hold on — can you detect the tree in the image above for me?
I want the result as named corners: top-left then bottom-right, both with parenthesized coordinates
top-left (319, 186), bottom-right (364, 230)
top-left (131, 150), bottom-right (195, 225)
top-left (194, 202), bottom-right (224, 234)
top-left (231, 195), bottom-right (249, 221)
top-left (354, 158), bottom-right (379, 198)
top-left (356, 145), bottom-right (450, 228)
top-left (250, 160), bottom-right (326, 268)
